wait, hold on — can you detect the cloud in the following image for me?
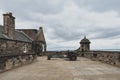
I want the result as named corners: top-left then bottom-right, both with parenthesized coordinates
top-left (0, 0), bottom-right (66, 15)
top-left (42, 1), bottom-right (120, 39)
top-left (74, 0), bottom-right (120, 12)
top-left (91, 38), bottom-right (120, 50)
top-left (0, 0), bottom-right (120, 50)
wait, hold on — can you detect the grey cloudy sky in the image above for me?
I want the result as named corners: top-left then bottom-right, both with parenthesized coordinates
top-left (0, 0), bottom-right (120, 51)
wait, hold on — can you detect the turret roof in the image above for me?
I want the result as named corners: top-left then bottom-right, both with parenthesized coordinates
top-left (80, 36), bottom-right (90, 44)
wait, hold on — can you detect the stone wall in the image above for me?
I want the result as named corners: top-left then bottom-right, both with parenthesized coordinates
top-left (78, 51), bottom-right (120, 67)
top-left (0, 54), bottom-right (37, 73)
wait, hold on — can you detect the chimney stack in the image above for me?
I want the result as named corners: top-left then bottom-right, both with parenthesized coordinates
top-left (3, 12), bottom-right (15, 39)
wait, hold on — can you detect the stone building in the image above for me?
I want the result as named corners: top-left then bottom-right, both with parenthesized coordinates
top-left (77, 36), bottom-right (90, 52)
top-left (0, 13), bottom-right (34, 71)
top-left (18, 27), bottom-right (47, 55)
top-left (0, 12), bottom-right (46, 55)
top-left (0, 12), bottom-right (47, 72)
top-left (0, 12), bottom-right (32, 54)
top-left (34, 27), bottom-right (47, 55)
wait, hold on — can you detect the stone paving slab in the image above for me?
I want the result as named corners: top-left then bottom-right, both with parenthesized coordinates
top-left (0, 57), bottom-right (120, 80)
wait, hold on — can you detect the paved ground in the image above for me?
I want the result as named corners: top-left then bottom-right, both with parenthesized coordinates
top-left (0, 57), bottom-right (120, 80)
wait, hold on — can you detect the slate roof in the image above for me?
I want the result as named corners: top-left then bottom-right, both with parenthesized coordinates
top-left (17, 29), bottom-right (38, 40)
top-left (14, 30), bottom-right (32, 42)
top-left (0, 25), bottom-right (32, 42)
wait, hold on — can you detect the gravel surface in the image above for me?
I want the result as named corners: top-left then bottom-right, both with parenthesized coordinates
top-left (0, 57), bottom-right (120, 80)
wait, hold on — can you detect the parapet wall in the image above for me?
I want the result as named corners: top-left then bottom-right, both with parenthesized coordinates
top-left (79, 51), bottom-right (120, 67)
top-left (0, 54), bottom-right (37, 73)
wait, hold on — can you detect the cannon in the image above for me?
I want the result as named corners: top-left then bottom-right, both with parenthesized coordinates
top-left (66, 51), bottom-right (77, 61)
top-left (47, 51), bottom-right (77, 61)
